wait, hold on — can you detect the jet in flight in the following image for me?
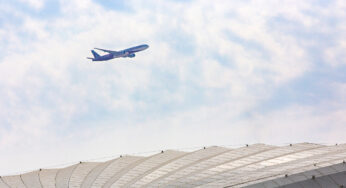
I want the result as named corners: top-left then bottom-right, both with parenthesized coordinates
top-left (87, 44), bottom-right (149, 61)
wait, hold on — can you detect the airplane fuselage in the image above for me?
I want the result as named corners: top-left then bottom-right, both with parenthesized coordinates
top-left (93, 53), bottom-right (114, 61)
top-left (89, 44), bottom-right (149, 61)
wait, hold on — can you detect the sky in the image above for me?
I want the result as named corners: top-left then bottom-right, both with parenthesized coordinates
top-left (0, 0), bottom-right (345, 175)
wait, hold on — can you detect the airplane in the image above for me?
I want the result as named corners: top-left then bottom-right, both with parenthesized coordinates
top-left (87, 44), bottom-right (149, 61)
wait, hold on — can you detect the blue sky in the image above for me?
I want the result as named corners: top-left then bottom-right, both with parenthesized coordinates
top-left (0, 0), bottom-right (346, 175)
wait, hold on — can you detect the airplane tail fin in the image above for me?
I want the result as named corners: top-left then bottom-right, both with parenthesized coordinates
top-left (91, 50), bottom-right (100, 58)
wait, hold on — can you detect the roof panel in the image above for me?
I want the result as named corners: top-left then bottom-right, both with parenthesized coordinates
top-left (315, 176), bottom-right (340, 188)
top-left (1, 175), bottom-right (26, 188)
top-left (68, 162), bottom-right (99, 188)
top-left (110, 150), bottom-right (186, 187)
top-left (90, 156), bottom-right (143, 188)
top-left (132, 146), bottom-right (229, 187)
top-left (329, 172), bottom-right (346, 185)
top-left (183, 143), bottom-right (322, 187)
top-left (81, 159), bottom-right (115, 188)
top-left (0, 178), bottom-right (9, 188)
top-left (1, 143), bottom-right (346, 188)
top-left (21, 170), bottom-right (42, 188)
top-left (164, 144), bottom-right (275, 187)
top-left (39, 169), bottom-right (58, 188)
top-left (55, 164), bottom-right (78, 188)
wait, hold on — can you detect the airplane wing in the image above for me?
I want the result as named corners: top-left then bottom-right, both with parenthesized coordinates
top-left (94, 48), bottom-right (117, 54)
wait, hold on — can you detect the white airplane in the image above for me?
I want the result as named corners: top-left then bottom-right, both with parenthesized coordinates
top-left (87, 44), bottom-right (149, 61)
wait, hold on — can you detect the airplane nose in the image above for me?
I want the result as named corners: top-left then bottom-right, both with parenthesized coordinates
top-left (144, 44), bottom-right (149, 49)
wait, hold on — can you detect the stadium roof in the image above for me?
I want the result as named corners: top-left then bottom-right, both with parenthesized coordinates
top-left (0, 143), bottom-right (346, 187)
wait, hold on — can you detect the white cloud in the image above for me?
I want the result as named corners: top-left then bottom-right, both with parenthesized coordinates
top-left (23, 18), bottom-right (49, 39)
top-left (18, 0), bottom-right (45, 10)
top-left (324, 39), bottom-right (346, 66)
top-left (250, 105), bottom-right (346, 144)
top-left (0, 0), bottom-right (346, 175)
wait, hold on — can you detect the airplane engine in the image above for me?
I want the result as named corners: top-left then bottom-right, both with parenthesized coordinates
top-left (128, 53), bottom-right (135, 58)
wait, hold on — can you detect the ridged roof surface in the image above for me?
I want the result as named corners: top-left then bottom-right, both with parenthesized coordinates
top-left (1, 143), bottom-right (346, 188)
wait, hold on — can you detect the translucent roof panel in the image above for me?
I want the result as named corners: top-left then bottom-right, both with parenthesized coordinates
top-left (172, 143), bottom-right (322, 187)
top-left (68, 162), bottom-right (100, 188)
top-left (20, 171), bottom-right (42, 188)
top-left (90, 156), bottom-right (143, 188)
top-left (55, 164), bottom-right (78, 188)
top-left (245, 162), bottom-right (346, 188)
top-left (152, 144), bottom-right (273, 187)
top-left (202, 145), bottom-right (346, 187)
top-left (0, 178), bottom-right (9, 188)
top-left (164, 145), bottom-right (276, 187)
top-left (109, 150), bottom-right (186, 187)
top-left (81, 159), bottom-right (115, 188)
top-left (132, 146), bottom-right (230, 187)
top-left (0, 176), bottom-right (26, 188)
top-left (1, 143), bottom-right (346, 188)
top-left (38, 169), bottom-right (58, 188)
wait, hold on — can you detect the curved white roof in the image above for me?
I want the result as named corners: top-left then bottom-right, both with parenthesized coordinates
top-left (1, 143), bottom-right (346, 187)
